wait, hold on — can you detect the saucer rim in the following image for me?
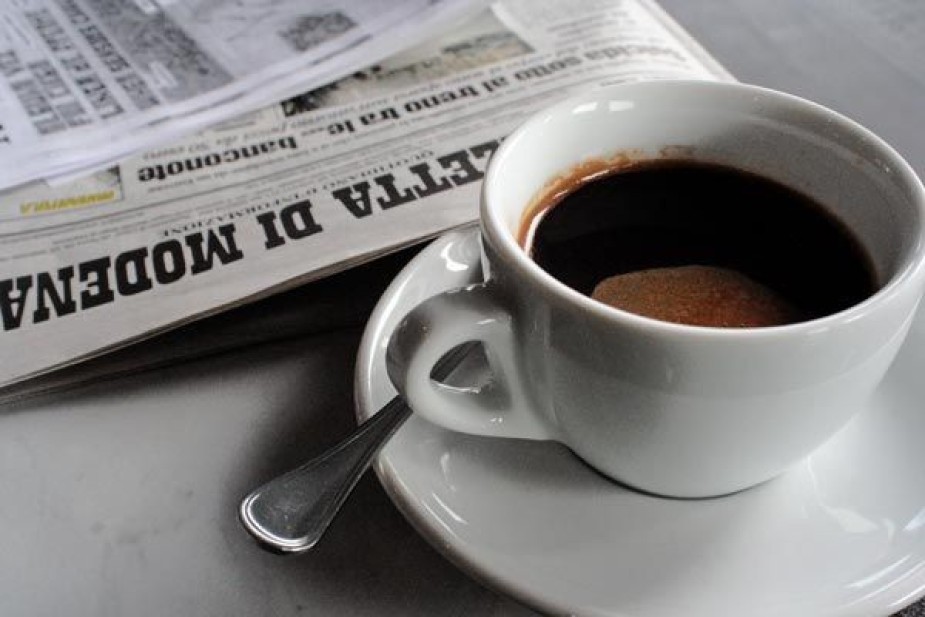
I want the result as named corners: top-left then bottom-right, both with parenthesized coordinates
top-left (354, 226), bottom-right (925, 617)
top-left (354, 226), bottom-right (569, 615)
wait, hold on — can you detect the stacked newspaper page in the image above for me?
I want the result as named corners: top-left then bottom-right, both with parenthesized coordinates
top-left (0, 0), bottom-right (731, 388)
top-left (0, 0), bottom-right (490, 188)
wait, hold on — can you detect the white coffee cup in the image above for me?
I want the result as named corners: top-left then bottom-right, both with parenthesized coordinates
top-left (386, 80), bottom-right (925, 498)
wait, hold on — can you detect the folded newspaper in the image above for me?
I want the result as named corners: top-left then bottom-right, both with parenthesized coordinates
top-left (0, 0), bottom-right (731, 389)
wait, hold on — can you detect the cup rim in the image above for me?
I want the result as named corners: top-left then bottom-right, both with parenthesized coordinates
top-left (481, 79), bottom-right (925, 339)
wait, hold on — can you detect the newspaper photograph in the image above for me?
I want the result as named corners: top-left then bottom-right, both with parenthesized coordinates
top-left (0, 0), bottom-right (732, 388)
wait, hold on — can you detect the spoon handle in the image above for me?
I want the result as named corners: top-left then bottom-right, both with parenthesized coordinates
top-left (239, 341), bottom-right (474, 553)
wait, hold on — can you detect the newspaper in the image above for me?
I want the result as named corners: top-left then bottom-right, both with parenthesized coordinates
top-left (0, 0), bottom-right (490, 188)
top-left (0, 0), bottom-right (732, 388)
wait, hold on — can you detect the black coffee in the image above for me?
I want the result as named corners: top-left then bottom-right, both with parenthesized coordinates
top-left (520, 160), bottom-right (877, 327)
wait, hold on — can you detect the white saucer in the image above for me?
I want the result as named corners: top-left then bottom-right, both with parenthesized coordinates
top-left (355, 227), bottom-right (925, 617)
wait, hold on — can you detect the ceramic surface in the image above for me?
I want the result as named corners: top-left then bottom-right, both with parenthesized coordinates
top-left (356, 228), bottom-right (925, 617)
top-left (385, 81), bottom-right (925, 497)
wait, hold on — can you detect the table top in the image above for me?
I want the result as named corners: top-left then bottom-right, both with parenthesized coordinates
top-left (3, 1), bottom-right (924, 615)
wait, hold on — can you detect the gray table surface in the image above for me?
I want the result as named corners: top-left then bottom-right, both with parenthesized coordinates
top-left (2, 1), bottom-right (924, 615)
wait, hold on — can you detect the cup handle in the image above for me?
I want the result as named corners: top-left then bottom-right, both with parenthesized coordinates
top-left (386, 282), bottom-right (552, 440)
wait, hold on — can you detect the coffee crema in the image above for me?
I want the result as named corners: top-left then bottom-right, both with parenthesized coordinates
top-left (519, 160), bottom-right (878, 328)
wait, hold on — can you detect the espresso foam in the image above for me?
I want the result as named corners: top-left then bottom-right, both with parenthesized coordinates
top-left (591, 265), bottom-right (800, 327)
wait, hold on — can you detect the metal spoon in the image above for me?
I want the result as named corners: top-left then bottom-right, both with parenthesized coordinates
top-left (239, 341), bottom-right (474, 553)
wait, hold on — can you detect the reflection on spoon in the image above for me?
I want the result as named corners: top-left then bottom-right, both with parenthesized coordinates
top-left (239, 342), bottom-right (475, 553)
